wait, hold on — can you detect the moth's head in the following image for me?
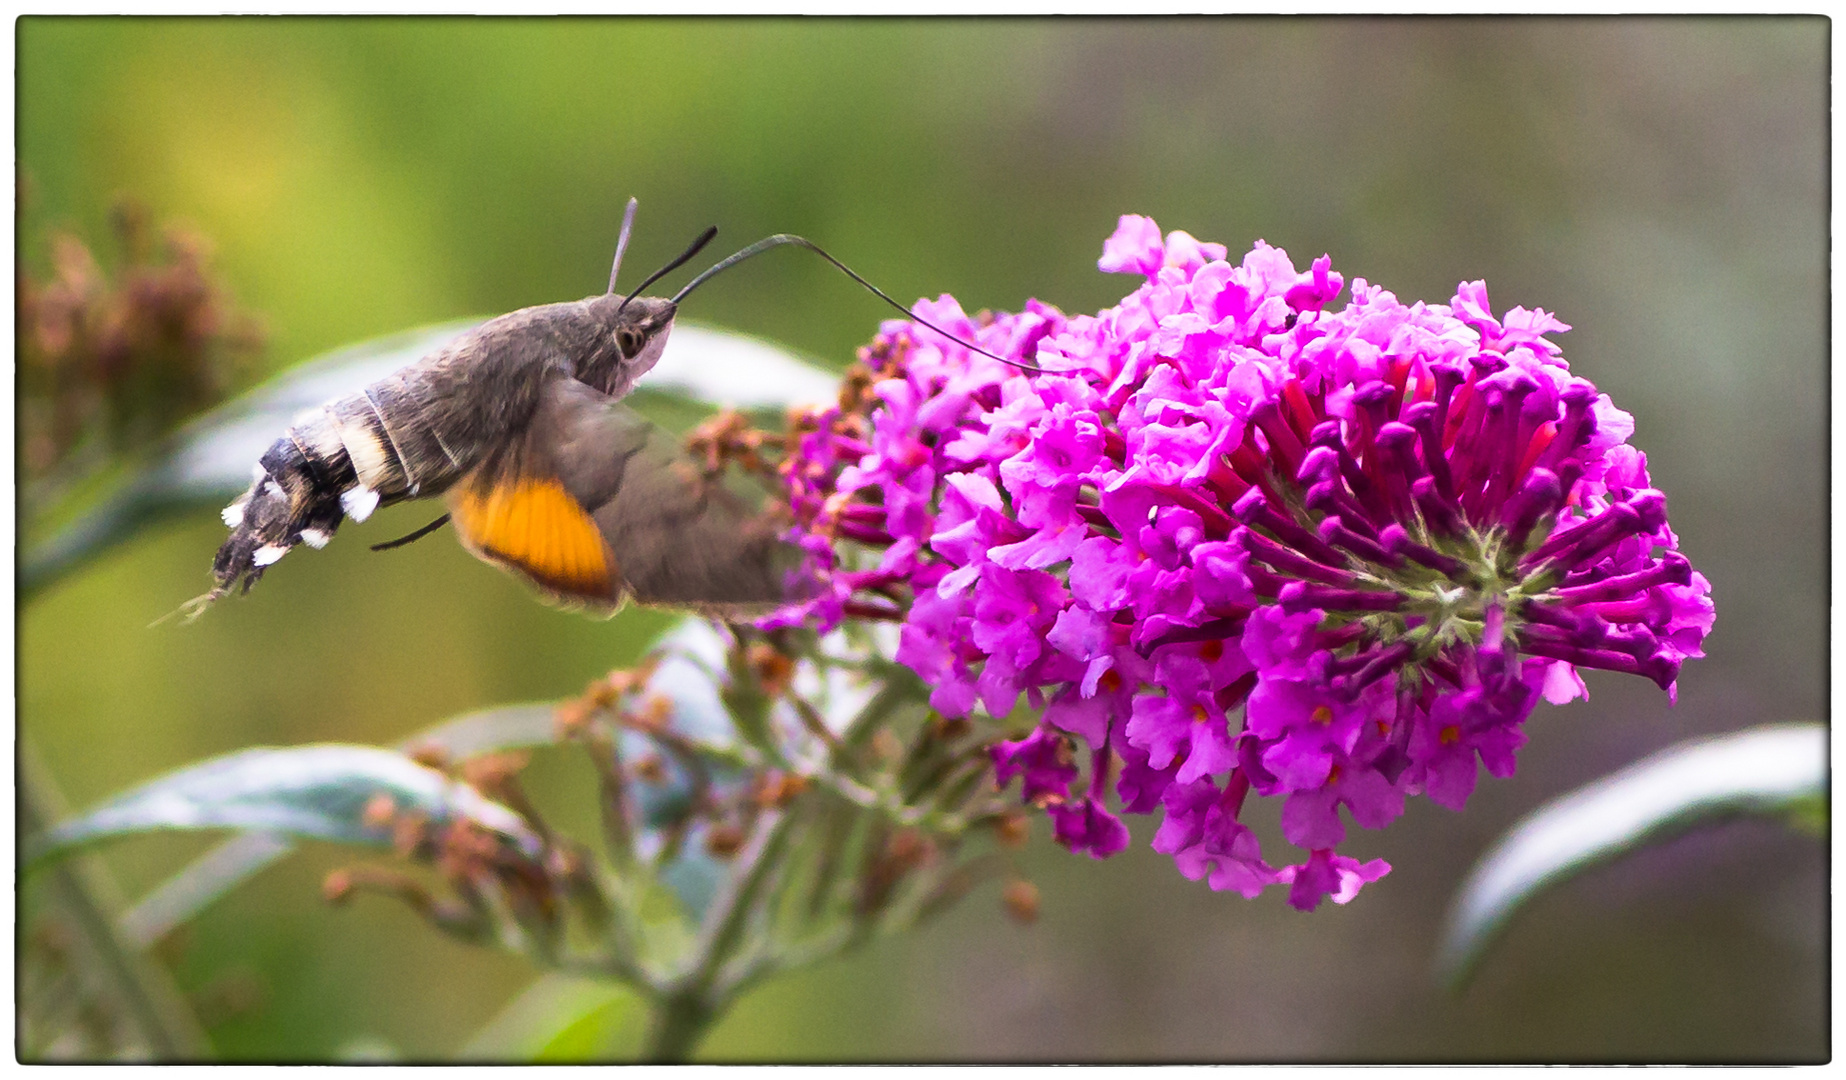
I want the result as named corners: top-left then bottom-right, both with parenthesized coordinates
top-left (580, 292), bottom-right (677, 397)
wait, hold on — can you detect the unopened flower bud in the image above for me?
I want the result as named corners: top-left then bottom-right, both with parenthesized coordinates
top-left (553, 699), bottom-right (594, 738)
top-left (1002, 878), bottom-right (1041, 924)
top-left (322, 869), bottom-right (356, 904)
top-left (406, 744), bottom-right (450, 772)
top-left (995, 809), bottom-right (1031, 849)
top-left (361, 793), bottom-right (397, 831)
top-left (747, 641), bottom-right (796, 698)
top-left (632, 754), bottom-right (668, 785)
top-left (704, 822), bottom-right (747, 859)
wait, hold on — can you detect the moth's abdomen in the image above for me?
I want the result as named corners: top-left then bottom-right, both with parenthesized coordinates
top-left (208, 427), bottom-right (351, 600)
top-left (205, 370), bottom-right (472, 603)
top-left (323, 376), bottom-right (468, 507)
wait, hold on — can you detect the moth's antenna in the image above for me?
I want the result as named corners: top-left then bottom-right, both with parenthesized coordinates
top-left (672, 234), bottom-right (1055, 376)
top-left (616, 225), bottom-right (719, 317)
top-left (607, 197), bottom-right (639, 294)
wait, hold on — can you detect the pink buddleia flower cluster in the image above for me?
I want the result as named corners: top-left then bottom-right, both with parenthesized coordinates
top-left (765, 216), bottom-right (1713, 911)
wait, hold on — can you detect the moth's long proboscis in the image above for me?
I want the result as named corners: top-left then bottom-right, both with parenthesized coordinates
top-left (672, 234), bottom-right (1053, 375)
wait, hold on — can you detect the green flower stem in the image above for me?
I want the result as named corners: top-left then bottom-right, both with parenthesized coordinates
top-left (717, 922), bottom-right (865, 1006)
top-left (642, 809), bottom-right (794, 1061)
top-left (585, 726), bottom-right (636, 869)
top-left (20, 738), bottom-right (213, 1060)
top-left (678, 725), bottom-right (979, 836)
top-left (796, 764), bottom-right (978, 833)
top-left (643, 985), bottom-right (719, 1063)
top-left (785, 691), bottom-right (845, 754)
top-left (556, 951), bottom-right (653, 991)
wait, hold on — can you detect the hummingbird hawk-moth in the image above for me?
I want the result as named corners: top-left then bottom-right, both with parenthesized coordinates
top-left (192, 200), bottom-right (1032, 620)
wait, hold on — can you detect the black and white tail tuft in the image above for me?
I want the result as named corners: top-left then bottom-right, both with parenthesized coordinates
top-left (175, 440), bottom-right (349, 621)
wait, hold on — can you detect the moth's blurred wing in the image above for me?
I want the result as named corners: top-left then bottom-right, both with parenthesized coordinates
top-left (448, 378), bottom-right (795, 616)
top-left (586, 435), bottom-right (796, 616)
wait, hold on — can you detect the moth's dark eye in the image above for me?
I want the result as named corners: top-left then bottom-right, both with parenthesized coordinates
top-left (615, 326), bottom-right (647, 358)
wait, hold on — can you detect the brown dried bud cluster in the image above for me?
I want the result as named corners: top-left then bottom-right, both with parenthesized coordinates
top-left (702, 821), bottom-right (747, 859)
top-left (626, 693), bottom-right (676, 735)
top-left (932, 714), bottom-right (972, 741)
top-left (752, 770), bottom-right (810, 810)
top-left (18, 201), bottom-right (263, 485)
top-left (746, 641), bottom-right (796, 699)
top-left (686, 408), bottom-right (783, 482)
top-left (310, 580), bottom-right (1036, 995)
top-left (327, 788), bottom-right (571, 949)
top-left (632, 754), bottom-right (668, 785)
top-left (320, 736), bottom-right (596, 952)
top-left (461, 750), bottom-right (531, 794)
top-left (555, 659), bottom-right (671, 740)
top-left (835, 362), bottom-right (881, 416)
top-left (433, 818), bottom-right (509, 884)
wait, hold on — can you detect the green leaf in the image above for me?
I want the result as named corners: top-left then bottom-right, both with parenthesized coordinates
top-left (332, 1035), bottom-right (404, 1062)
top-left (103, 619), bottom-right (744, 943)
top-left (1782, 792), bottom-right (1828, 836)
top-left (643, 322), bottom-right (839, 410)
top-left (1436, 721), bottom-right (1827, 989)
top-left (25, 745), bottom-right (543, 870)
top-left (458, 973), bottom-right (644, 1062)
top-left (658, 852), bottom-right (726, 925)
top-left (115, 831), bottom-right (298, 950)
top-left (398, 702), bottom-right (562, 760)
top-left (114, 703), bottom-right (564, 948)
top-left (20, 319), bottom-right (837, 598)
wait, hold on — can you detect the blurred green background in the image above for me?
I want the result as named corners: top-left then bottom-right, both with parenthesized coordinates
top-left (18, 16), bottom-right (1826, 1062)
